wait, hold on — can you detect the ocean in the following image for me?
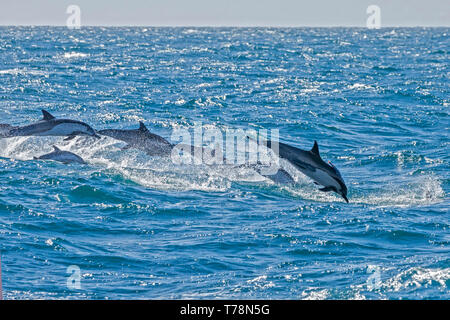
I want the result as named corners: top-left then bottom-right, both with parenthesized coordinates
top-left (0, 27), bottom-right (448, 299)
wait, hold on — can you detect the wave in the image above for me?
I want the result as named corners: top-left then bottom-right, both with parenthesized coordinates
top-left (0, 68), bottom-right (48, 76)
top-left (301, 266), bottom-right (450, 300)
top-left (62, 52), bottom-right (89, 59)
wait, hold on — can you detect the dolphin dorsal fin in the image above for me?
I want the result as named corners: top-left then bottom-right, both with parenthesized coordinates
top-left (139, 121), bottom-right (149, 133)
top-left (311, 140), bottom-right (320, 156)
top-left (52, 145), bottom-right (61, 152)
top-left (42, 110), bottom-right (55, 121)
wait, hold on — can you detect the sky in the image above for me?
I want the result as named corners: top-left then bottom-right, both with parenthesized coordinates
top-left (0, 0), bottom-right (448, 27)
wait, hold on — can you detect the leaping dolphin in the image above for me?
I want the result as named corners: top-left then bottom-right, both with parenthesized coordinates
top-left (6, 110), bottom-right (100, 140)
top-left (235, 161), bottom-right (296, 185)
top-left (257, 167), bottom-right (295, 185)
top-left (264, 139), bottom-right (349, 203)
top-left (33, 145), bottom-right (86, 164)
top-left (98, 122), bottom-right (174, 156)
top-left (98, 122), bottom-right (224, 158)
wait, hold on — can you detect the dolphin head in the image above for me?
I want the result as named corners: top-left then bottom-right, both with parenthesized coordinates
top-left (65, 125), bottom-right (100, 141)
top-left (73, 122), bottom-right (100, 139)
top-left (338, 183), bottom-right (349, 203)
top-left (328, 161), bottom-right (349, 203)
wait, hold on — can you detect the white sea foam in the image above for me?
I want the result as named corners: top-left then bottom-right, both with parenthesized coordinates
top-left (0, 136), bottom-right (446, 205)
top-left (301, 267), bottom-right (450, 300)
top-left (62, 52), bottom-right (89, 59)
top-left (347, 83), bottom-right (373, 90)
top-left (0, 136), bottom-right (235, 192)
top-left (380, 267), bottom-right (450, 292)
top-left (349, 266), bottom-right (450, 299)
top-left (352, 175), bottom-right (445, 208)
top-left (286, 174), bottom-right (445, 207)
top-left (0, 68), bottom-right (47, 76)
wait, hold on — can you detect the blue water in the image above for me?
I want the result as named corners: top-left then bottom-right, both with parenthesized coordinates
top-left (0, 27), bottom-right (448, 300)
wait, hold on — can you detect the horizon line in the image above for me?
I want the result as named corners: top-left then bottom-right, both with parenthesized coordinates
top-left (1, 24), bottom-right (449, 28)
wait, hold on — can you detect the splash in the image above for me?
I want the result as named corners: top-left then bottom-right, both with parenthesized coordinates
top-left (352, 175), bottom-right (445, 208)
top-left (0, 136), bottom-right (237, 192)
top-left (0, 136), bottom-right (446, 204)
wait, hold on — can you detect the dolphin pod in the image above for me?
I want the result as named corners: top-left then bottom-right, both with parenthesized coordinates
top-left (0, 109), bottom-right (349, 202)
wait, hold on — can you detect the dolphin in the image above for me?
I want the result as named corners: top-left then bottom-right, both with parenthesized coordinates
top-left (98, 122), bottom-right (225, 159)
top-left (6, 110), bottom-right (100, 140)
top-left (258, 167), bottom-right (295, 184)
top-left (235, 161), bottom-right (296, 185)
top-left (98, 122), bottom-right (174, 156)
top-left (33, 145), bottom-right (86, 164)
top-left (263, 139), bottom-right (349, 203)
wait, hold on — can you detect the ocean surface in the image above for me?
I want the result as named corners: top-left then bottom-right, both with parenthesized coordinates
top-left (0, 27), bottom-right (448, 300)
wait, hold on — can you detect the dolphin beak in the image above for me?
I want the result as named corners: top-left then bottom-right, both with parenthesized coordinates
top-left (342, 194), bottom-right (349, 203)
